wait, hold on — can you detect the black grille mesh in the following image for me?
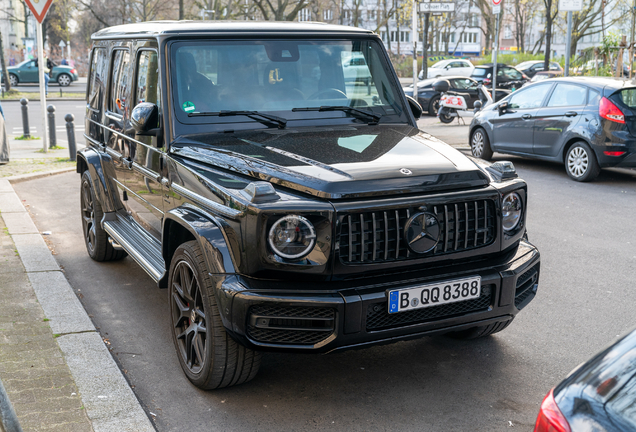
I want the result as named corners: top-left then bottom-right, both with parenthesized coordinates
top-left (515, 264), bottom-right (539, 308)
top-left (366, 285), bottom-right (494, 331)
top-left (339, 200), bottom-right (496, 264)
top-left (249, 305), bottom-right (335, 319)
top-left (247, 305), bottom-right (335, 345)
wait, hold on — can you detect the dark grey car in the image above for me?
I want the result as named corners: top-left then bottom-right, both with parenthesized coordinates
top-left (469, 77), bottom-right (636, 181)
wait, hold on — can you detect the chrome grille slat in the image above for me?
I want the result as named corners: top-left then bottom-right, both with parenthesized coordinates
top-left (339, 199), bottom-right (496, 264)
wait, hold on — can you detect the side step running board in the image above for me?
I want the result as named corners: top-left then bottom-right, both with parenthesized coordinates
top-left (103, 214), bottom-right (165, 282)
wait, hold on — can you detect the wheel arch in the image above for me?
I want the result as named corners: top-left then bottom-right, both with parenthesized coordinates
top-left (561, 136), bottom-right (592, 164)
top-left (161, 206), bottom-right (237, 288)
top-left (76, 147), bottom-right (116, 213)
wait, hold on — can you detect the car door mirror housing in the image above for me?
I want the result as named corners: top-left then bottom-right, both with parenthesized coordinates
top-left (498, 101), bottom-right (509, 115)
top-left (405, 95), bottom-right (423, 119)
top-left (131, 102), bottom-right (159, 134)
top-left (473, 100), bottom-right (483, 113)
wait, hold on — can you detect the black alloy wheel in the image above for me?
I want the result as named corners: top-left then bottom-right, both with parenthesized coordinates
top-left (80, 171), bottom-right (126, 261)
top-left (169, 241), bottom-right (261, 389)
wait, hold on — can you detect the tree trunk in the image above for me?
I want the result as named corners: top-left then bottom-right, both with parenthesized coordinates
top-left (422, 13), bottom-right (429, 78)
top-left (179, 0), bottom-right (183, 19)
top-left (0, 31), bottom-right (10, 91)
top-left (544, 0), bottom-right (553, 70)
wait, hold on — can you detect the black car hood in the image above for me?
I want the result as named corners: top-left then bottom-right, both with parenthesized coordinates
top-left (170, 125), bottom-right (489, 199)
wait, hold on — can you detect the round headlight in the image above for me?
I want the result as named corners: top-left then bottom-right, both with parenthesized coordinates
top-left (502, 192), bottom-right (522, 232)
top-left (268, 215), bottom-right (316, 260)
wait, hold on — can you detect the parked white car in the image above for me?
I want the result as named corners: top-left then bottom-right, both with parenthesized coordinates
top-left (418, 59), bottom-right (474, 80)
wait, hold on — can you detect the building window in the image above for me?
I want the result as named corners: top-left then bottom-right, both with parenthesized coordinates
top-left (368, 9), bottom-right (376, 20)
top-left (400, 31), bottom-right (410, 42)
top-left (468, 13), bottom-right (479, 27)
top-left (298, 8), bottom-right (311, 21)
top-left (390, 31), bottom-right (396, 42)
top-left (381, 31), bottom-right (387, 41)
top-left (504, 24), bottom-right (512, 39)
top-left (450, 33), bottom-right (455, 43)
top-left (323, 9), bottom-right (333, 20)
top-left (343, 9), bottom-right (352, 20)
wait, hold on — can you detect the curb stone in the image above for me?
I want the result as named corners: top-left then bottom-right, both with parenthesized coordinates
top-left (0, 171), bottom-right (156, 432)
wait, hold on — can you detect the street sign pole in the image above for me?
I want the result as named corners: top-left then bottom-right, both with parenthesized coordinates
top-left (492, 7), bottom-right (500, 95)
top-left (412, 0), bottom-right (418, 100)
top-left (565, 11), bottom-right (572, 76)
top-left (36, 22), bottom-right (48, 152)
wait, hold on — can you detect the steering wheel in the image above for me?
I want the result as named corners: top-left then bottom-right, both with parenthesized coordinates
top-left (308, 88), bottom-right (347, 100)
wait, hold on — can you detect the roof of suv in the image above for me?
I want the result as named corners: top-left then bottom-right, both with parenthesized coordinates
top-left (92, 20), bottom-right (373, 39)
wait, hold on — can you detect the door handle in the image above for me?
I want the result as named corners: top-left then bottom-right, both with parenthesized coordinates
top-left (121, 157), bottom-right (133, 169)
top-left (565, 111), bottom-right (578, 117)
top-left (522, 114), bottom-right (532, 119)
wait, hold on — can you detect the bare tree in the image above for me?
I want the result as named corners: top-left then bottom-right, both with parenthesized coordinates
top-left (252, 0), bottom-right (309, 21)
top-left (0, 31), bottom-right (10, 91)
top-left (542, 0), bottom-right (557, 70)
top-left (512, 0), bottom-right (539, 53)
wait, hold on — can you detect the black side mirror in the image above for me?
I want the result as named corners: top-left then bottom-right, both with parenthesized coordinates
top-left (131, 102), bottom-right (163, 145)
top-left (498, 101), bottom-right (509, 115)
top-left (405, 95), bottom-right (423, 119)
top-left (473, 100), bottom-right (482, 113)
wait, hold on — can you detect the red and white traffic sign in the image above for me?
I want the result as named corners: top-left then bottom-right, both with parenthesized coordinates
top-left (492, 0), bottom-right (502, 5)
top-left (24, 0), bottom-right (54, 23)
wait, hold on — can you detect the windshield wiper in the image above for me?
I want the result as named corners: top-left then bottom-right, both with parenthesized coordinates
top-left (292, 106), bottom-right (381, 125)
top-left (188, 110), bottom-right (287, 129)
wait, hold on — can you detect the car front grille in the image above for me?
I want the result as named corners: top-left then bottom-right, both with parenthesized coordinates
top-left (246, 305), bottom-right (335, 345)
top-left (366, 284), bottom-right (494, 331)
top-left (339, 200), bottom-right (496, 264)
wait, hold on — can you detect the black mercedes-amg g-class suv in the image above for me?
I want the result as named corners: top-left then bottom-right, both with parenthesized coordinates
top-left (78, 21), bottom-right (540, 389)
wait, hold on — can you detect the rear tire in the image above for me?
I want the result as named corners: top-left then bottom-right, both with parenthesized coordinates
top-left (470, 128), bottom-right (493, 160)
top-left (80, 171), bottom-right (127, 261)
top-left (57, 73), bottom-right (72, 87)
top-left (9, 74), bottom-right (18, 87)
top-left (169, 240), bottom-right (262, 389)
top-left (565, 141), bottom-right (600, 182)
top-left (445, 318), bottom-right (513, 340)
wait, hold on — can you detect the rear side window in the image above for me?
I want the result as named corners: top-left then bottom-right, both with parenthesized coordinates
top-left (88, 48), bottom-right (108, 110)
top-left (547, 83), bottom-right (587, 107)
top-left (507, 84), bottom-right (551, 109)
top-left (618, 89), bottom-right (636, 108)
top-left (109, 50), bottom-right (131, 115)
top-left (472, 68), bottom-right (487, 77)
top-left (588, 89), bottom-right (601, 106)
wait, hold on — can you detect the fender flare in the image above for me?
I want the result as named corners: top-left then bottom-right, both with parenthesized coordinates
top-left (162, 205), bottom-right (239, 329)
top-left (76, 146), bottom-right (117, 212)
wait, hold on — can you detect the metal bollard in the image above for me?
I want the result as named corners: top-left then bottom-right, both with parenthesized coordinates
top-left (65, 114), bottom-right (76, 161)
top-left (20, 98), bottom-right (30, 138)
top-left (47, 105), bottom-right (56, 148)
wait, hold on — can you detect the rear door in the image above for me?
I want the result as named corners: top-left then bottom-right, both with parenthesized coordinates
top-left (533, 83), bottom-right (587, 157)
top-left (490, 83), bottom-right (552, 154)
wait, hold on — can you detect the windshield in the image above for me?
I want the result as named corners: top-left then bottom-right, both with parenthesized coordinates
top-left (171, 39), bottom-right (407, 131)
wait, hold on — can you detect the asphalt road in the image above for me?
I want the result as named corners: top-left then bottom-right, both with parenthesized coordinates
top-left (14, 146), bottom-right (636, 431)
top-left (8, 76), bottom-right (87, 93)
top-left (3, 100), bottom-right (86, 141)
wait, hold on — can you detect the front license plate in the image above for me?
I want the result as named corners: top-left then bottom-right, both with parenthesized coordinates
top-left (387, 276), bottom-right (481, 314)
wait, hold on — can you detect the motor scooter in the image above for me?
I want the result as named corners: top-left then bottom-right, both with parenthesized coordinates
top-left (434, 79), bottom-right (494, 124)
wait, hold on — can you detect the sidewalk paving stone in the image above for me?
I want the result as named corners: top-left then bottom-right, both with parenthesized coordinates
top-left (11, 233), bottom-right (60, 272)
top-left (2, 211), bottom-right (39, 234)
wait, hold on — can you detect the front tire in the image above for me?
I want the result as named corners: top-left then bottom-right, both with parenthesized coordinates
top-left (428, 95), bottom-right (440, 116)
top-left (565, 141), bottom-right (600, 182)
top-left (80, 171), bottom-right (127, 261)
top-left (57, 73), bottom-right (72, 87)
top-left (169, 240), bottom-right (261, 389)
top-left (470, 128), bottom-right (493, 160)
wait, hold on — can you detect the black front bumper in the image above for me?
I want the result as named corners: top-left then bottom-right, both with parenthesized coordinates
top-left (216, 240), bottom-right (540, 353)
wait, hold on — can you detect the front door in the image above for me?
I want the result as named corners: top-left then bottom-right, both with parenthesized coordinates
top-left (490, 83), bottom-right (552, 154)
top-left (124, 49), bottom-right (165, 240)
top-left (534, 83), bottom-right (587, 157)
top-left (21, 60), bottom-right (38, 82)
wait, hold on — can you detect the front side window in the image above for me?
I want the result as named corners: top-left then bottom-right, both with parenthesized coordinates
top-left (171, 39), bottom-right (407, 130)
top-left (507, 84), bottom-right (551, 109)
top-left (547, 83), bottom-right (586, 107)
top-left (135, 50), bottom-right (160, 107)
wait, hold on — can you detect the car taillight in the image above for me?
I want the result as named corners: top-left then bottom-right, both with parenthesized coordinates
top-left (603, 151), bottom-right (626, 156)
top-left (70, 68), bottom-right (77, 74)
top-left (599, 97), bottom-right (625, 123)
top-left (534, 389), bottom-right (571, 432)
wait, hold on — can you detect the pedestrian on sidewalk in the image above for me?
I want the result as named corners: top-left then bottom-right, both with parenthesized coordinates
top-left (0, 111), bottom-right (8, 164)
top-left (35, 54), bottom-right (56, 96)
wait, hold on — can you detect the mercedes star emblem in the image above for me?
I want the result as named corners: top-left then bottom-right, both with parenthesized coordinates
top-left (404, 212), bottom-right (440, 254)
top-left (400, 168), bottom-right (413, 175)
